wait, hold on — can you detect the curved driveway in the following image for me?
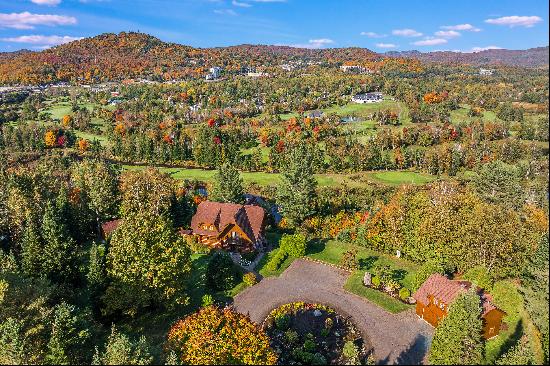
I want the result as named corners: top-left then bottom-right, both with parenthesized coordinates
top-left (233, 259), bottom-right (433, 365)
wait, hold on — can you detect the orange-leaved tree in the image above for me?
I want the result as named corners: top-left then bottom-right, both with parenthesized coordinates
top-left (165, 306), bottom-right (277, 365)
top-left (45, 131), bottom-right (57, 147)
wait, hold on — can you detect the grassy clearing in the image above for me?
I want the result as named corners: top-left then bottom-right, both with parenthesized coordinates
top-left (121, 165), bottom-right (339, 187)
top-left (344, 272), bottom-right (411, 313)
top-left (121, 165), bottom-right (436, 189)
top-left (278, 99), bottom-right (409, 122)
top-left (366, 171), bottom-right (437, 186)
top-left (450, 104), bottom-right (499, 124)
top-left (305, 240), bottom-right (418, 313)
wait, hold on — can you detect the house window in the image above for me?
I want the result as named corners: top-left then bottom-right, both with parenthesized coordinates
top-left (209, 225), bottom-right (214, 231)
top-left (489, 327), bottom-right (494, 335)
top-left (232, 231), bottom-right (238, 238)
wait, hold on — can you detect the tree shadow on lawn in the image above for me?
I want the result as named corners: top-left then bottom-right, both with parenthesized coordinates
top-left (305, 238), bottom-right (330, 256)
top-left (358, 256), bottom-right (378, 270)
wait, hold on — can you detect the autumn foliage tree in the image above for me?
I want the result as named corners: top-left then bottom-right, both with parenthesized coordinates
top-left (166, 306), bottom-right (277, 365)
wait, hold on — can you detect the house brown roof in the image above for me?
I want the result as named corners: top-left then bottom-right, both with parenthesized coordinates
top-left (190, 201), bottom-right (266, 242)
top-left (101, 219), bottom-right (122, 238)
top-left (413, 273), bottom-right (502, 316)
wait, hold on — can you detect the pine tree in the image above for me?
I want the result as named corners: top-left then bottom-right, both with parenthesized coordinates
top-left (210, 162), bottom-right (244, 203)
top-left (92, 326), bottom-right (152, 365)
top-left (20, 218), bottom-right (43, 278)
top-left (40, 201), bottom-right (78, 283)
top-left (46, 303), bottom-right (90, 365)
top-left (277, 143), bottom-right (318, 225)
top-left (495, 334), bottom-right (534, 365)
top-left (428, 288), bottom-right (484, 365)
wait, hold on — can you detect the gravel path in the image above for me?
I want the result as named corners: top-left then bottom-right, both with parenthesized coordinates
top-left (233, 259), bottom-right (433, 365)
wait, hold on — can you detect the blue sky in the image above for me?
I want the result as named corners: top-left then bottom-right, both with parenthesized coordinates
top-left (0, 0), bottom-right (548, 52)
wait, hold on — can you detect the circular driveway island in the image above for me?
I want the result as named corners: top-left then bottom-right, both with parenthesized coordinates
top-left (233, 259), bottom-right (434, 365)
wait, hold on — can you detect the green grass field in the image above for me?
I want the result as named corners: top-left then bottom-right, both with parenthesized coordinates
top-left (278, 99), bottom-right (410, 123)
top-left (306, 240), bottom-right (419, 313)
top-left (121, 165), bottom-right (436, 188)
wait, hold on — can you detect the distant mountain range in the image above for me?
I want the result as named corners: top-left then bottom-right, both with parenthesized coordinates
top-left (0, 32), bottom-right (547, 85)
top-left (386, 47), bottom-right (549, 68)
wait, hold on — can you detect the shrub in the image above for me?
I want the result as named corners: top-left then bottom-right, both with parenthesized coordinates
top-left (284, 330), bottom-right (299, 344)
top-left (371, 276), bottom-right (381, 288)
top-left (303, 339), bottom-right (316, 352)
top-left (243, 272), bottom-right (257, 287)
top-left (324, 317), bottom-right (333, 330)
top-left (201, 294), bottom-right (214, 307)
top-left (384, 279), bottom-right (402, 293)
top-left (399, 287), bottom-right (411, 300)
top-left (166, 306), bottom-right (277, 365)
top-left (343, 340), bottom-right (359, 361)
top-left (320, 328), bottom-right (330, 337)
top-left (206, 252), bottom-right (239, 291)
top-left (279, 233), bottom-right (307, 258)
top-left (336, 229), bottom-right (352, 243)
top-left (311, 353), bottom-right (327, 365)
top-left (185, 235), bottom-right (210, 254)
top-left (275, 314), bottom-right (290, 330)
top-left (266, 249), bottom-right (288, 272)
top-left (340, 248), bottom-right (359, 271)
top-left (463, 265), bottom-right (494, 290)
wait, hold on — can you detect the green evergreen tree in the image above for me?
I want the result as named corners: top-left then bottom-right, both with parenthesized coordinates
top-left (46, 303), bottom-right (90, 365)
top-left (495, 334), bottom-right (534, 365)
top-left (210, 162), bottom-right (244, 203)
top-left (0, 318), bottom-right (27, 365)
top-left (428, 289), bottom-right (484, 365)
top-left (277, 143), bottom-right (318, 225)
top-left (40, 202), bottom-right (78, 283)
top-left (20, 218), bottom-right (43, 278)
top-left (92, 326), bottom-right (152, 365)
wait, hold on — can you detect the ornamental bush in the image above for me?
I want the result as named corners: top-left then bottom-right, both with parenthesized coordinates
top-left (371, 276), bottom-right (381, 288)
top-left (206, 252), bottom-right (239, 291)
top-left (266, 249), bottom-right (288, 272)
top-left (243, 272), bottom-right (257, 287)
top-left (279, 233), bottom-right (307, 258)
top-left (399, 287), bottom-right (411, 300)
top-left (166, 306), bottom-right (277, 365)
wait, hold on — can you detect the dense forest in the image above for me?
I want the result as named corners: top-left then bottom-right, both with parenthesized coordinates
top-left (0, 31), bottom-right (548, 365)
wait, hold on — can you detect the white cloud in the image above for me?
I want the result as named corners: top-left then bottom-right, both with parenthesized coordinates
top-left (213, 9), bottom-right (238, 16)
top-left (289, 38), bottom-right (334, 49)
top-left (232, 0), bottom-right (251, 7)
top-left (469, 45), bottom-right (503, 52)
top-left (1, 34), bottom-right (82, 45)
top-left (31, 0), bottom-right (62, 5)
top-left (360, 31), bottom-right (386, 38)
top-left (392, 28), bottom-right (423, 37)
top-left (412, 38), bottom-right (448, 46)
top-left (376, 43), bottom-right (397, 48)
top-left (0, 11), bottom-right (77, 29)
top-left (434, 30), bottom-right (461, 38)
top-left (441, 23), bottom-right (481, 32)
top-left (485, 15), bottom-right (542, 27)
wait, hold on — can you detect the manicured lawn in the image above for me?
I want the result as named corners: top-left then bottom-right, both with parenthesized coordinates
top-left (366, 170), bottom-right (437, 186)
top-left (450, 104), bottom-right (499, 124)
top-left (278, 99), bottom-right (410, 122)
top-left (344, 271), bottom-right (411, 313)
top-left (121, 165), bottom-right (339, 187)
top-left (306, 240), bottom-right (419, 289)
top-left (306, 240), bottom-right (419, 313)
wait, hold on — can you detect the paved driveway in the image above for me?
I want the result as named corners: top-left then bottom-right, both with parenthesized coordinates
top-left (233, 259), bottom-right (433, 365)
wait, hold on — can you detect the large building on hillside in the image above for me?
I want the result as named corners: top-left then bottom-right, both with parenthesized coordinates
top-left (352, 92), bottom-right (383, 103)
top-left (188, 201), bottom-right (267, 253)
top-left (413, 274), bottom-right (506, 339)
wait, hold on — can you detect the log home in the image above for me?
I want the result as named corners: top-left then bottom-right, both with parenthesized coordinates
top-left (413, 274), bottom-right (506, 339)
top-left (189, 201), bottom-right (266, 253)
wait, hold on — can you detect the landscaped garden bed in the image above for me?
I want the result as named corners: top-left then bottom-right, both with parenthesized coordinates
top-left (263, 302), bottom-right (373, 365)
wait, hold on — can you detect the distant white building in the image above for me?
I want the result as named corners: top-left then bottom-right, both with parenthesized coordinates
top-left (340, 65), bottom-right (370, 74)
top-left (247, 72), bottom-right (269, 78)
top-left (206, 67), bottom-right (222, 80)
top-left (479, 68), bottom-right (495, 76)
top-left (352, 92), bottom-right (383, 104)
